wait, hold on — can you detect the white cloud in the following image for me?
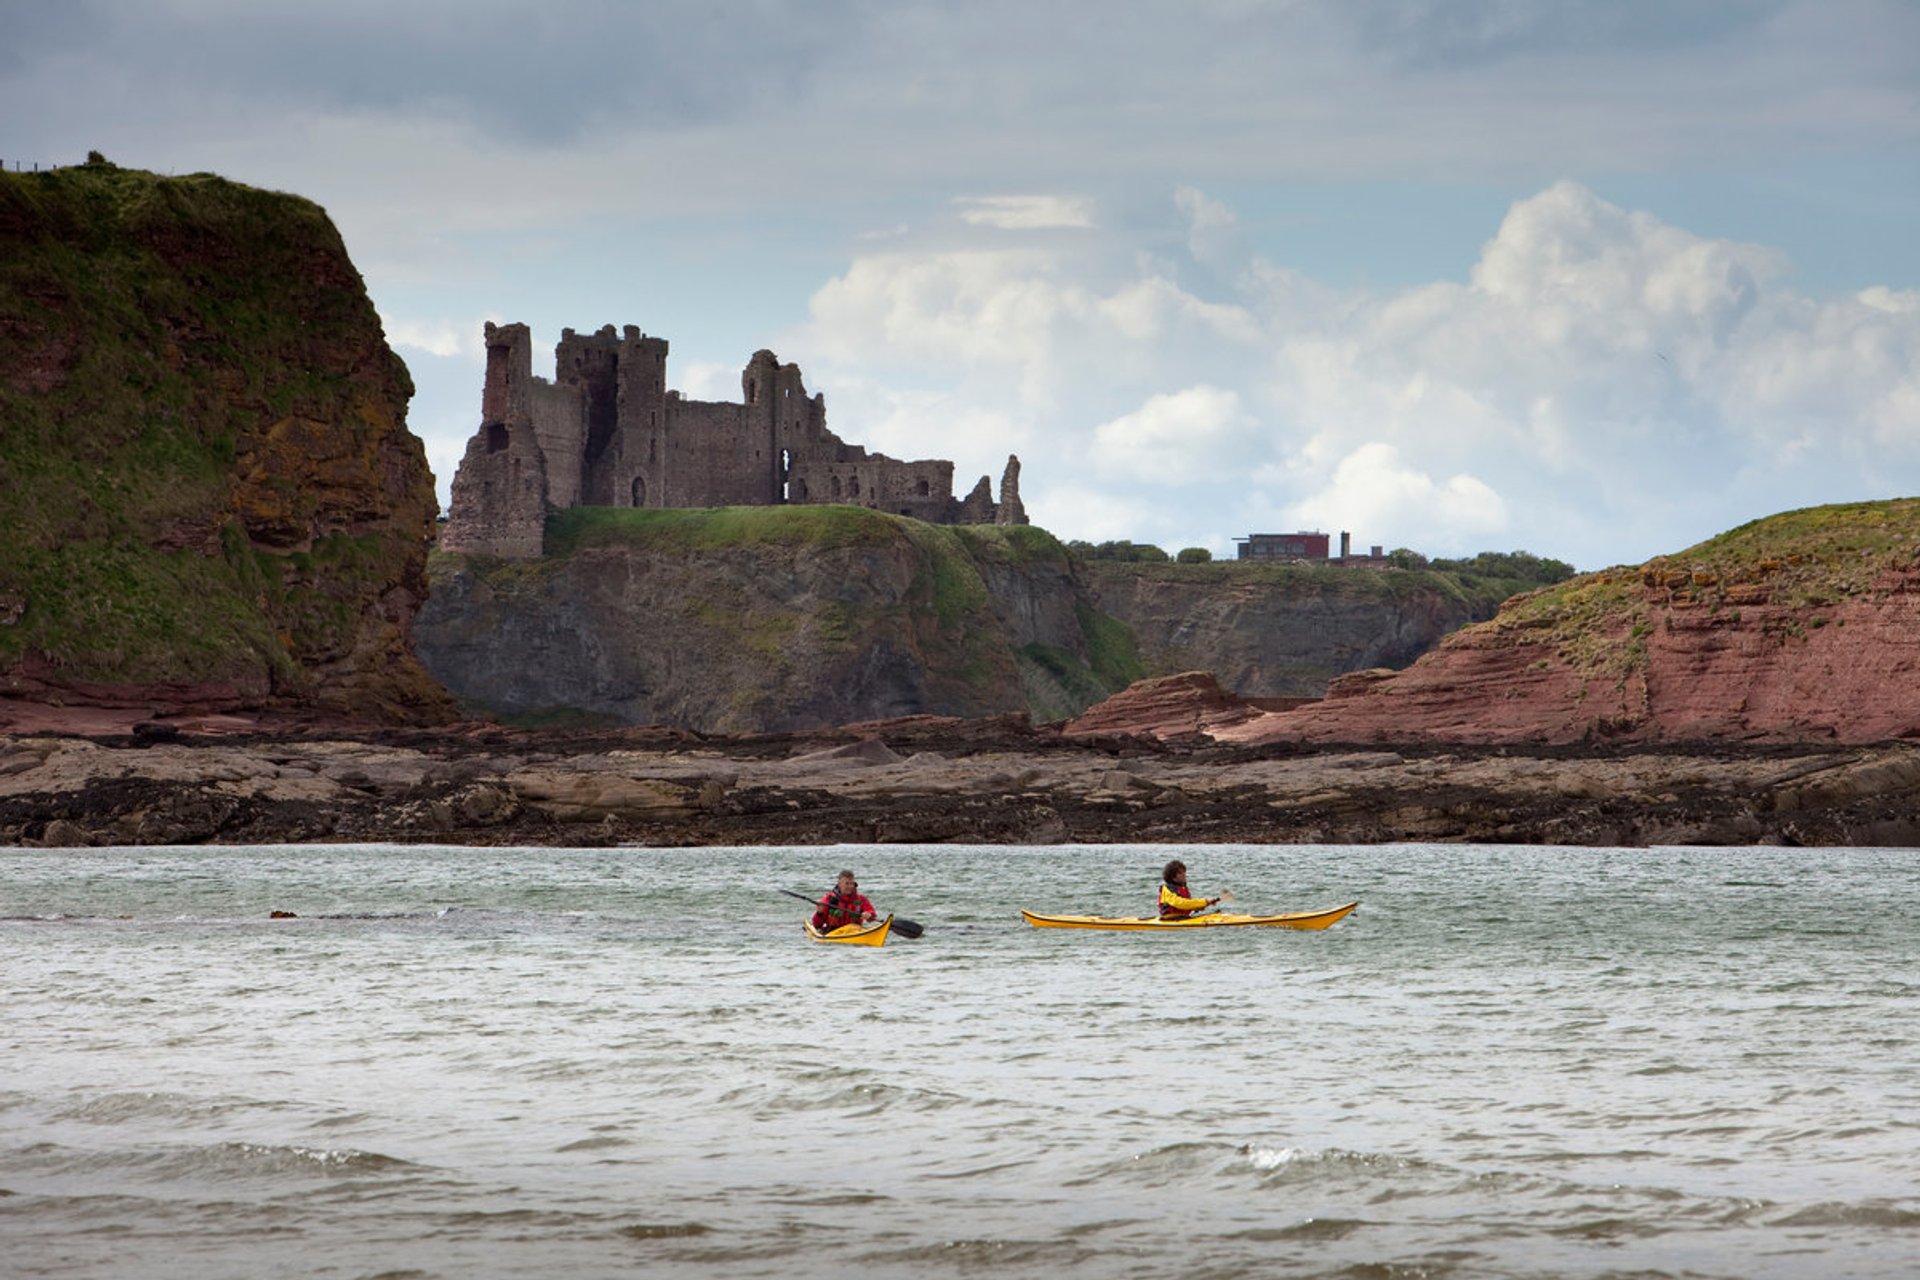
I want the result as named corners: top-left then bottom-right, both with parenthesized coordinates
top-left (954, 195), bottom-right (1095, 230)
top-left (382, 316), bottom-right (480, 360)
top-left (797, 181), bottom-right (1920, 567)
top-left (1280, 442), bottom-right (1508, 549)
top-left (1094, 387), bottom-right (1256, 484)
top-left (675, 361), bottom-right (737, 403)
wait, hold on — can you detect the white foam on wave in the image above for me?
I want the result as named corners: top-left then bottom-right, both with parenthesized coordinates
top-left (1246, 1146), bottom-right (1310, 1171)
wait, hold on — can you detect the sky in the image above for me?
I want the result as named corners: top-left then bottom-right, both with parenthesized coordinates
top-left (6, 0), bottom-right (1918, 571)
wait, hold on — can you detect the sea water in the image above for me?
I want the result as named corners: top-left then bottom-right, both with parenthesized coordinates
top-left (3, 842), bottom-right (1916, 1279)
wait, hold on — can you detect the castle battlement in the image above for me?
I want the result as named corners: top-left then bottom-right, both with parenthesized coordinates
top-left (440, 322), bottom-right (1026, 558)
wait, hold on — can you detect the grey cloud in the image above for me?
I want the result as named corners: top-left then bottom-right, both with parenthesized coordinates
top-left (1344, 0), bottom-right (1793, 70)
top-left (17, 0), bottom-right (880, 142)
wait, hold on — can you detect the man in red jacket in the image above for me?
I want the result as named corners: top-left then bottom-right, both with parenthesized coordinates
top-left (813, 870), bottom-right (878, 932)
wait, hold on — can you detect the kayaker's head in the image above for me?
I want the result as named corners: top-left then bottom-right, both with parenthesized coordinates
top-left (1162, 859), bottom-right (1187, 887)
top-left (836, 870), bottom-right (858, 895)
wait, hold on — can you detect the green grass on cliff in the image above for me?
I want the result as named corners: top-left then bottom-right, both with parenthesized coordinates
top-left (1083, 557), bottom-right (1530, 616)
top-left (1, 159), bottom-right (425, 693)
top-left (544, 504), bottom-right (909, 556)
top-left (1491, 498), bottom-right (1920, 679)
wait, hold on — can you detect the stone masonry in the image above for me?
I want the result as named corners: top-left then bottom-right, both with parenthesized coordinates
top-left (439, 323), bottom-right (1027, 558)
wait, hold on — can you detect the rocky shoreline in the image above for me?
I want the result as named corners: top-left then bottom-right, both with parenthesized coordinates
top-left (6, 713), bottom-right (1918, 849)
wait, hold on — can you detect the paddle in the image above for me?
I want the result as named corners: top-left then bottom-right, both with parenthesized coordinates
top-left (779, 888), bottom-right (925, 939)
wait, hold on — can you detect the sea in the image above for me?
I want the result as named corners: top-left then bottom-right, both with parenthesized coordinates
top-left (3, 841), bottom-right (1916, 1279)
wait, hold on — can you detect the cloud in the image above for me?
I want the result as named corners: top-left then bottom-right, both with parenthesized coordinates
top-left (1093, 387), bottom-right (1256, 484)
top-left (955, 195), bottom-right (1095, 230)
top-left (383, 316), bottom-right (480, 360)
top-left (1277, 442), bottom-right (1507, 546)
top-left (796, 181), bottom-right (1920, 567)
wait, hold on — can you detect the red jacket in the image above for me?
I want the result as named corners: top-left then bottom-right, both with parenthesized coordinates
top-left (813, 888), bottom-right (876, 931)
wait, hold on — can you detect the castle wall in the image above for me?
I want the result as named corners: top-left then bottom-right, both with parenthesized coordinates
top-left (442, 320), bottom-right (1028, 558)
top-left (663, 399), bottom-right (774, 507)
top-left (529, 379), bottom-right (584, 509)
top-left (439, 322), bottom-right (549, 559)
top-left (613, 328), bottom-right (669, 508)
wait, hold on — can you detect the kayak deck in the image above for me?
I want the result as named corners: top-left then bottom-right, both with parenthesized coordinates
top-left (1021, 901), bottom-right (1359, 931)
top-left (805, 914), bottom-right (893, 946)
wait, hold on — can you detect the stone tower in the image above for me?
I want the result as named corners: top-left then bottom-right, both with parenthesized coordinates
top-left (441, 321), bottom-right (1030, 559)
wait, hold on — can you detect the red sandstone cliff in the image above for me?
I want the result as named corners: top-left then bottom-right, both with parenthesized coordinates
top-left (0, 159), bottom-right (455, 727)
top-left (1211, 501), bottom-right (1920, 746)
top-left (1057, 501), bottom-right (1920, 748)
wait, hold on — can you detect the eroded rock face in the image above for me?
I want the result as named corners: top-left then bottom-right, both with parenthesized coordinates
top-left (0, 160), bottom-right (453, 725)
top-left (1229, 557), bottom-right (1920, 747)
top-left (1064, 672), bottom-right (1264, 740)
top-left (7, 721), bottom-right (1920, 849)
top-left (1084, 562), bottom-right (1499, 698)
top-left (416, 527), bottom-right (1080, 734)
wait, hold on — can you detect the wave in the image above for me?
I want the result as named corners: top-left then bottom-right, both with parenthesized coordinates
top-left (8, 1140), bottom-right (423, 1185)
top-left (1769, 1200), bottom-right (1920, 1230)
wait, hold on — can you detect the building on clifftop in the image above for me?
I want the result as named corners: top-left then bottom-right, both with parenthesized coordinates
top-left (439, 322), bottom-right (1028, 558)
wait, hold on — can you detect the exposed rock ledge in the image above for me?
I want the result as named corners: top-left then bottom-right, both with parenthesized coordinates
top-left (5, 712), bottom-right (1918, 849)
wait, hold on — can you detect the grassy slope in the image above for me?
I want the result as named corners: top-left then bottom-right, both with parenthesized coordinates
top-left (0, 160), bottom-right (428, 696)
top-left (1488, 498), bottom-right (1920, 678)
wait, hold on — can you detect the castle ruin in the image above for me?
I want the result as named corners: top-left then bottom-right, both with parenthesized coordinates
top-left (439, 322), bottom-right (1027, 558)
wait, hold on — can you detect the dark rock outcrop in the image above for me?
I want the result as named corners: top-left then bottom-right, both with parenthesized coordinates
top-left (1084, 560), bottom-right (1507, 698)
top-left (417, 515), bottom-right (1114, 734)
top-left (0, 157), bottom-right (454, 725)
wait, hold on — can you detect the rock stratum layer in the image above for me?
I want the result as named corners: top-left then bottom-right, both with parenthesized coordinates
top-left (0, 159), bottom-right (453, 725)
top-left (1111, 500), bottom-right (1920, 748)
top-left (5, 719), bottom-right (1917, 849)
top-left (1084, 560), bottom-right (1499, 697)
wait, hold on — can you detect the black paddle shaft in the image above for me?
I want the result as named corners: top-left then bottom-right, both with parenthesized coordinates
top-left (779, 888), bottom-right (924, 938)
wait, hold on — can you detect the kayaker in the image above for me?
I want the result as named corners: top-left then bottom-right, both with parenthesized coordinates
top-left (1158, 859), bottom-right (1220, 919)
top-left (812, 870), bottom-right (878, 932)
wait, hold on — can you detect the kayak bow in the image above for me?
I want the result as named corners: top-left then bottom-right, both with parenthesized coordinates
top-left (1020, 901), bottom-right (1359, 931)
top-left (805, 914), bottom-right (893, 946)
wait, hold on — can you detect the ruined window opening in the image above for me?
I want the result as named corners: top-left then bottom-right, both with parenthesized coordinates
top-left (747, 378), bottom-right (757, 404)
top-left (850, 475), bottom-right (861, 497)
top-left (485, 423), bottom-right (510, 453)
top-left (899, 508), bottom-right (911, 516)
top-left (632, 475), bottom-right (647, 507)
top-left (916, 479), bottom-right (929, 496)
top-left (780, 449), bottom-right (792, 503)
top-left (831, 476), bottom-right (842, 498)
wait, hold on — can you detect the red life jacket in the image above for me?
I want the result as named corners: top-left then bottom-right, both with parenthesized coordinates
top-left (814, 888), bottom-right (874, 930)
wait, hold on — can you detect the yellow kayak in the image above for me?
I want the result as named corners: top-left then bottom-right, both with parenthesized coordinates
top-left (1021, 901), bottom-right (1359, 931)
top-left (805, 914), bottom-right (893, 946)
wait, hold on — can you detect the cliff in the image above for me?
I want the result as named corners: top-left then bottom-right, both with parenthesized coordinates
top-left (1221, 499), bottom-right (1920, 746)
top-left (0, 157), bottom-right (453, 725)
top-left (417, 508), bottom-right (1130, 733)
top-left (1084, 559), bottom-right (1522, 697)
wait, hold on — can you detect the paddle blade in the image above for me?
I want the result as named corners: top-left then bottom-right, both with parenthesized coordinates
top-left (892, 917), bottom-right (925, 939)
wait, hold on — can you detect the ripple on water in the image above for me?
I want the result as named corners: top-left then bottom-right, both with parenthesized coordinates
top-left (1768, 1200), bottom-right (1920, 1230)
top-left (4, 1140), bottom-right (422, 1186)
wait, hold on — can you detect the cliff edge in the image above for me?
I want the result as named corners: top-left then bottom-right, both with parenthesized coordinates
top-left (0, 157), bottom-right (454, 725)
top-left (1220, 499), bottom-right (1920, 746)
